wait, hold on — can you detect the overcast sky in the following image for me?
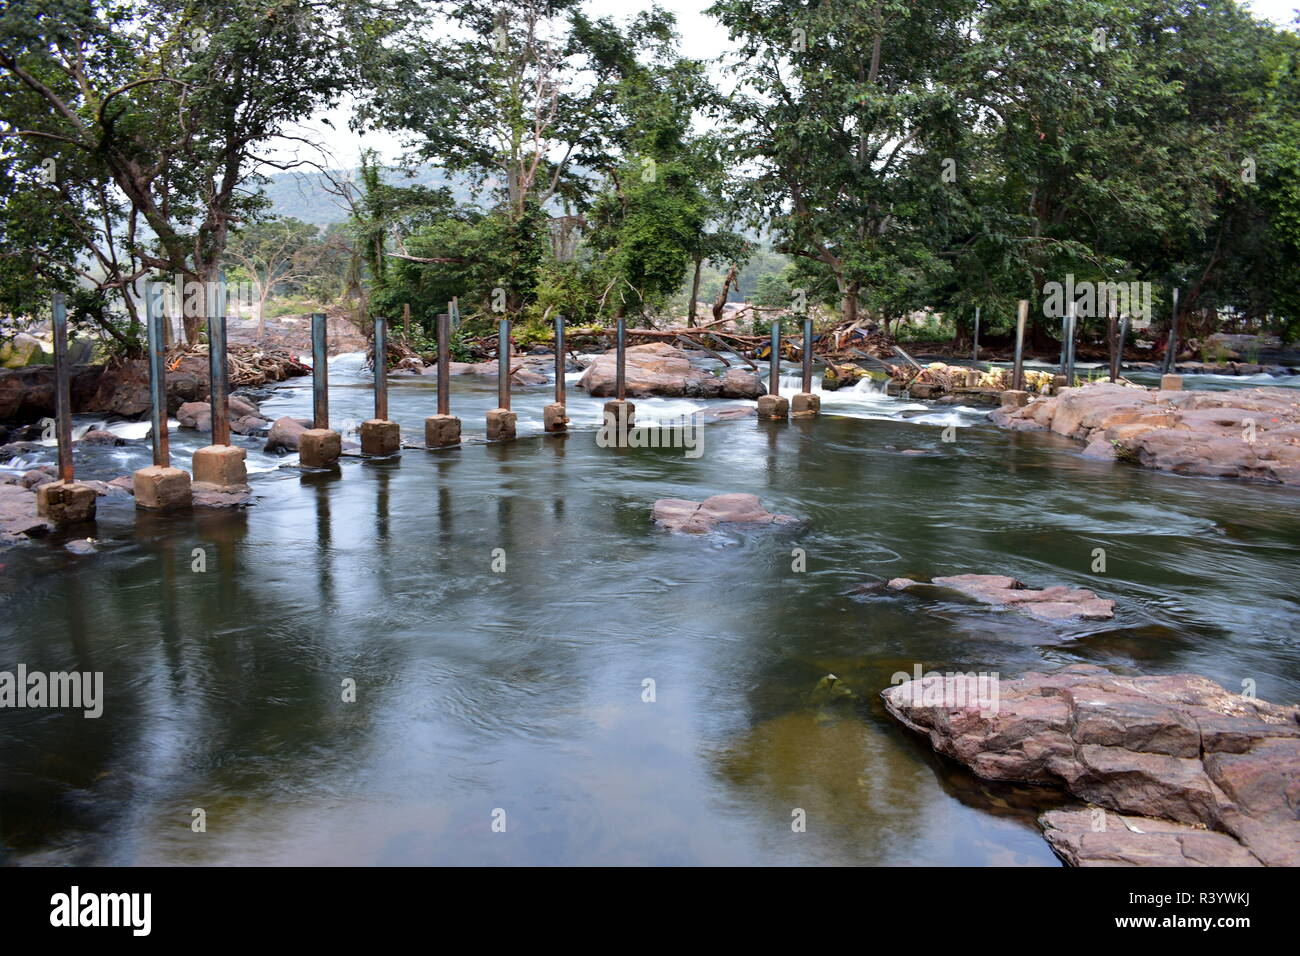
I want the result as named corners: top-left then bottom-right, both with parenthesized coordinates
top-left (281, 0), bottom-right (1300, 171)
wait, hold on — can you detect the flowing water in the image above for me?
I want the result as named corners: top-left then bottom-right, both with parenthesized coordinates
top-left (2, 356), bottom-right (1298, 865)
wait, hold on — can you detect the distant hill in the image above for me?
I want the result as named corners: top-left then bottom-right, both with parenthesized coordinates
top-left (254, 165), bottom-right (478, 228)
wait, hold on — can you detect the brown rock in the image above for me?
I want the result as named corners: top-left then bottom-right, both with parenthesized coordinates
top-left (1040, 809), bottom-right (1261, 867)
top-left (882, 663), bottom-right (1300, 866)
top-left (652, 493), bottom-right (802, 534)
top-left (579, 343), bottom-right (763, 399)
top-left (264, 416), bottom-right (313, 454)
top-left (893, 573), bottom-right (1115, 620)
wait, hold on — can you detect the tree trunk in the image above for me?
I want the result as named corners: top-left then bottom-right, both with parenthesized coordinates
top-left (841, 280), bottom-right (860, 325)
top-left (688, 257), bottom-right (702, 327)
top-left (712, 264), bottom-right (739, 324)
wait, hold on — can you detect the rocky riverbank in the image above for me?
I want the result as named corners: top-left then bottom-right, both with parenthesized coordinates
top-left (992, 381), bottom-right (1300, 486)
top-left (882, 663), bottom-right (1300, 866)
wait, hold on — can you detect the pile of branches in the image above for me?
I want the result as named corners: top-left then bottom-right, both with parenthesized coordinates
top-left (168, 343), bottom-right (310, 385)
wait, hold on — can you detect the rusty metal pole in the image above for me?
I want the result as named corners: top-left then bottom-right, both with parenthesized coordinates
top-left (373, 313), bottom-right (388, 422)
top-left (973, 306), bottom-right (981, 363)
top-left (1113, 314), bottom-right (1129, 383)
top-left (437, 312), bottom-right (451, 416)
top-left (51, 292), bottom-right (74, 482)
top-left (1012, 299), bottom-right (1028, 392)
top-left (801, 317), bottom-right (813, 394)
top-left (497, 318), bottom-right (510, 411)
top-left (616, 317), bottom-right (626, 402)
top-left (145, 282), bottom-right (170, 467)
top-left (1064, 301), bottom-right (1077, 387)
top-left (209, 273), bottom-right (231, 446)
top-left (312, 312), bottom-right (329, 429)
top-left (769, 320), bottom-right (781, 396)
top-left (555, 313), bottom-right (566, 405)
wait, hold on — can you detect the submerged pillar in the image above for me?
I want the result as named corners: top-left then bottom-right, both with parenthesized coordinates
top-left (486, 318), bottom-right (516, 441)
top-left (425, 309), bottom-right (462, 448)
top-left (757, 320), bottom-right (789, 419)
top-left (544, 313), bottom-right (569, 433)
top-left (361, 314), bottom-right (401, 456)
top-left (792, 317), bottom-right (820, 419)
top-left (36, 292), bottom-right (97, 523)
top-left (193, 273), bottom-right (249, 493)
top-left (1011, 299), bottom-right (1028, 392)
top-left (134, 282), bottom-right (192, 510)
top-left (300, 312), bottom-right (341, 468)
top-left (603, 317), bottom-right (634, 444)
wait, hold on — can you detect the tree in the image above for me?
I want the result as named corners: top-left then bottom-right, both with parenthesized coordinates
top-left (224, 217), bottom-right (321, 338)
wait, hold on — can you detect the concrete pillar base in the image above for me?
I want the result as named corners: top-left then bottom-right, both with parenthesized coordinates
top-left (1160, 374), bottom-right (1183, 391)
top-left (36, 479), bottom-right (98, 523)
top-left (133, 465), bottom-right (192, 511)
top-left (486, 408), bottom-right (517, 441)
top-left (424, 414), bottom-right (462, 448)
top-left (193, 444), bottom-right (248, 487)
top-left (757, 394), bottom-right (790, 419)
top-left (601, 400), bottom-right (635, 447)
top-left (543, 402), bottom-right (569, 433)
top-left (965, 370), bottom-right (981, 388)
top-left (360, 419), bottom-right (401, 456)
top-left (1000, 389), bottom-right (1031, 409)
top-left (299, 428), bottom-right (342, 468)
top-left (791, 392), bottom-right (820, 418)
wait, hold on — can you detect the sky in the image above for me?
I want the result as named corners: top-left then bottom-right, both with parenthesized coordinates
top-left (281, 0), bottom-right (1300, 172)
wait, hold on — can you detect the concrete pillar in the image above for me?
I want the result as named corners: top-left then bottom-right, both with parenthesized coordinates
top-left (757, 394), bottom-right (790, 419)
top-left (424, 414), bottom-right (461, 448)
top-left (192, 444), bottom-right (248, 491)
top-left (36, 479), bottom-right (97, 523)
top-left (133, 465), bottom-right (192, 510)
top-left (486, 408), bottom-right (517, 441)
top-left (1000, 389), bottom-right (1031, 409)
top-left (300, 428), bottom-right (342, 468)
top-left (544, 402), bottom-right (568, 433)
top-left (791, 393), bottom-right (820, 418)
top-left (1160, 374), bottom-right (1183, 391)
top-left (602, 399), bottom-right (635, 446)
top-left (360, 419), bottom-right (401, 456)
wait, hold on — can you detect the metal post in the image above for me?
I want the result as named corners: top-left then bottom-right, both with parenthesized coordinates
top-left (555, 313), bottom-right (566, 405)
top-left (51, 292), bottom-right (74, 482)
top-left (1109, 309), bottom-right (1124, 382)
top-left (145, 283), bottom-right (170, 467)
top-left (1164, 287), bottom-right (1180, 374)
top-left (615, 317), bottom-right (626, 402)
top-left (801, 318), bottom-right (813, 393)
top-left (1115, 316), bottom-right (1129, 382)
top-left (1012, 299), bottom-right (1028, 391)
top-left (209, 273), bottom-right (231, 446)
top-left (403, 302), bottom-right (411, 342)
top-left (437, 312), bottom-right (451, 416)
top-left (311, 312), bottom-right (329, 429)
top-left (1064, 302), bottom-right (1077, 387)
top-left (972, 306), bottom-right (980, 363)
top-left (373, 314), bottom-right (388, 421)
top-left (497, 318), bottom-right (510, 410)
top-left (768, 320), bottom-right (781, 396)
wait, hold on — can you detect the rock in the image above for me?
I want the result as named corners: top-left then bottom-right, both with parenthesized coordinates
top-left (0, 482), bottom-right (51, 539)
top-left (435, 359), bottom-right (547, 385)
top-left (697, 405), bottom-right (757, 423)
top-left (652, 493), bottom-right (802, 534)
top-left (579, 343), bottom-right (763, 399)
top-left (108, 475), bottom-right (134, 494)
top-left (1040, 808), bottom-right (1261, 867)
top-left (78, 429), bottom-right (124, 446)
top-left (0, 332), bottom-right (47, 368)
top-left (65, 538), bottom-right (98, 556)
top-left (991, 382), bottom-right (1300, 486)
top-left (264, 416), bottom-right (313, 454)
top-left (0, 441), bottom-right (46, 463)
top-left (20, 467), bottom-right (56, 490)
top-left (882, 663), bottom-right (1300, 866)
top-left (0, 364), bottom-right (104, 422)
top-left (179, 397), bottom-right (268, 434)
top-left (891, 573), bottom-right (1115, 620)
top-left (810, 674), bottom-right (858, 706)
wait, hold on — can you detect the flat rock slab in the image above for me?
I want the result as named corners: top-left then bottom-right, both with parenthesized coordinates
top-left (1040, 808), bottom-right (1261, 867)
top-left (0, 482), bottom-right (52, 540)
top-left (580, 342), bottom-right (764, 399)
top-left (887, 573), bottom-right (1115, 620)
top-left (881, 663), bottom-right (1300, 866)
top-left (652, 493), bottom-right (802, 534)
top-left (991, 382), bottom-right (1300, 486)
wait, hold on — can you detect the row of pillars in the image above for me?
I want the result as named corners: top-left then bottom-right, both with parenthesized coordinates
top-left (36, 282), bottom-right (250, 523)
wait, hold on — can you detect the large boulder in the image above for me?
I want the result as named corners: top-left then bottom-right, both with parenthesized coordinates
top-left (882, 663), bottom-right (1300, 866)
top-left (887, 573), bottom-right (1115, 620)
top-left (652, 493), bottom-right (802, 534)
top-left (992, 382), bottom-right (1300, 485)
top-left (0, 482), bottom-right (51, 541)
top-left (580, 343), bottom-right (764, 399)
top-left (264, 416), bottom-right (313, 454)
top-left (0, 365), bottom-right (105, 423)
top-left (178, 395), bottom-right (268, 435)
top-left (0, 333), bottom-right (47, 369)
